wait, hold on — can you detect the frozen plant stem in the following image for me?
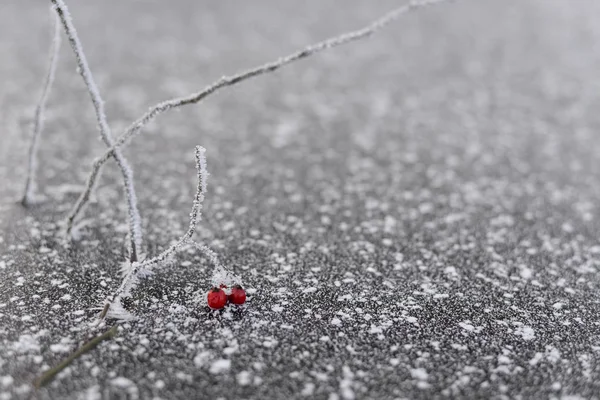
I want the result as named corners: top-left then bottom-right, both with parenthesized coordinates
top-left (51, 0), bottom-right (142, 262)
top-left (102, 146), bottom-right (225, 320)
top-left (72, 0), bottom-right (451, 227)
top-left (33, 326), bottom-right (117, 389)
top-left (21, 9), bottom-right (61, 206)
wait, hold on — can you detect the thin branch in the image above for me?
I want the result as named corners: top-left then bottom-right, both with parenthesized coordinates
top-left (102, 146), bottom-right (224, 320)
top-left (186, 240), bottom-right (222, 272)
top-left (33, 326), bottom-right (117, 389)
top-left (139, 146), bottom-right (208, 268)
top-left (51, 0), bottom-right (142, 262)
top-left (98, 303), bottom-right (110, 320)
top-left (22, 8), bottom-right (61, 206)
top-left (69, 0), bottom-right (451, 233)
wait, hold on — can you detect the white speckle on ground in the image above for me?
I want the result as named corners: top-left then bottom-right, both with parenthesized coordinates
top-left (11, 335), bottom-right (40, 354)
top-left (514, 325), bottom-right (535, 341)
top-left (339, 366), bottom-right (356, 400)
top-left (0, 376), bottom-right (13, 388)
top-left (193, 351), bottom-right (213, 368)
top-left (209, 359), bottom-right (231, 374)
top-left (301, 382), bottom-right (316, 396)
top-left (411, 368), bottom-right (429, 381)
top-left (110, 377), bottom-right (138, 399)
top-left (236, 371), bottom-right (252, 386)
top-left (50, 343), bottom-right (72, 354)
top-left (459, 321), bottom-right (482, 334)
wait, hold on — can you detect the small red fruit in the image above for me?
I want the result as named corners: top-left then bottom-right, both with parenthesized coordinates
top-left (207, 287), bottom-right (227, 309)
top-left (229, 284), bottom-right (246, 305)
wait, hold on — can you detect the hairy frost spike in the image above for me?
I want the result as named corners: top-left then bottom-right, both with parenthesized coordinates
top-left (100, 146), bottom-right (235, 320)
top-left (22, 8), bottom-right (61, 206)
top-left (103, 299), bottom-right (136, 321)
top-left (73, 0), bottom-right (452, 222)
top-left (51, 0), bottom-right (142, 262)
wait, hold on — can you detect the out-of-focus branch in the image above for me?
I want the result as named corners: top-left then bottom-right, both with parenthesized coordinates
top-left (22, 9), bottom-right (61, 206)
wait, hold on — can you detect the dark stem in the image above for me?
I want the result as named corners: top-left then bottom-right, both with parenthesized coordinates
top-left (130, 240), bottom-right (138, 262)
top-left (98, 303), bottom-right (110, 320)
top-left (33, 325), bottom-right (118, 389)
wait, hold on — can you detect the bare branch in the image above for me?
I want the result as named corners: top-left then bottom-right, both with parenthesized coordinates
top-left (33, 326), bottom-right (118, 389)
top-left (137, 146), bottom-right (208, 268)
top-left (22, 8), bottom-right (61, 206)
top-left (71, 0), bottom-right (451, 229)
top-left (102, 146), bottom-right (228, 320)
top-left (51, 0), bottom-right (142, 261)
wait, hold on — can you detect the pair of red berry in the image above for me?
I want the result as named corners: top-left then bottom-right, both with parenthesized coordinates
top-left (207, 284), bottom-right (246, 309)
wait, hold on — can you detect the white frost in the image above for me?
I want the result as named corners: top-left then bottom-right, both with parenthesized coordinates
top-left (514, 325), bottom-right (535, 341)
top-left (410, 368), bottom-right (429, 381)
top-left (209, 359), bottom-right (231, 374)
top-left (236, 371), bottom-right (252, 386)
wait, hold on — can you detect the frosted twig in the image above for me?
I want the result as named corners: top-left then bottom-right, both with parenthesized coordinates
top-left (72, 0), bottom-right (451, 229)
top-left (51, 0), bottom-right (142, 262)
top-left (102, 146), bottom-right (226, 320)
top-left (21, 9), bottom-right (61, 206)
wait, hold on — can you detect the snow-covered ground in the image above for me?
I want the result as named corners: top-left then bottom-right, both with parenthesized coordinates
top-left (1, 0), bottom-right (600, 398)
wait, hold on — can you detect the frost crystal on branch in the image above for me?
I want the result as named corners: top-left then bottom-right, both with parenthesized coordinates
top-left (103, 146), bottom-right (238, 320)
top-left (70, 0), bottom-right (451, 233)
top-left (22, 8), bottom-right (61, 206)
top-left (51, 0), bottom-right (143, 262)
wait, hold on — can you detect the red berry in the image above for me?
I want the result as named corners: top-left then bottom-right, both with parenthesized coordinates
top-left (207, 287), bottom-right (227, 309)
top-left (229, 285), bottom-right (246, 305)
